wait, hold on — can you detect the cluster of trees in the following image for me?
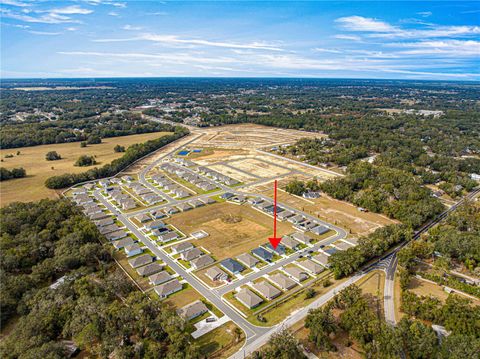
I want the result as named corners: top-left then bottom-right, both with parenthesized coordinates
top-left (0, 112), bottom-right (174, 149)
top-left (329, 225), bottom-right (412, 278)
top-left (74, 155), bottom-right (97, 167)
top-left (320, 161), bottom-right (445, 228)
top-left (285, 178), bottom-right (320, 196)
top-left (305, 284), bottom-right (479, 358)
top-left (45, 151), bottom-right (61, 161)
top-left (45, 126), bottom-right (189, 189)
top-left (114, 144), bottom-right (126, 153)
top-left (0, 199), bottom-right (199, 358)
top-left (0, 167), bottom-right (26, 181)
top-left (251, 330), bottom-right (305, 359)
top-left (399, 202), bottom-right (480, 273)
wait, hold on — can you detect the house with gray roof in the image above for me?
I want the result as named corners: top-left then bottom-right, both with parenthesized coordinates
top-left (155, 279), bottom-right (182, 298)
top-left (312, 252), bottom-right (330, 267)
top-left (251, 281), bottom-right (282, 300)
top-left (125, 243), bottom-right (143, 258)
top-left (191, 255), bottom-right (214, 270)
top-left (236, 253), bottom-right (259, 268)
top-left (171, 242), bottom-right (194, 254)
top-left (311, 225), bottom-right (330, 236)
top-left (235, 288), bottom-right (263, 309)
top-left (177, 300), bottom-right (208, 320)
top-left (181, 248), bottom-right (203, 261)
top-left (284, 266), bottom-right (309, 282)
top-left (199, 197), bottom-right (216, 204)
top-left (128, 254), bottom-right (153, 268)
top-left (106, 230), bottom-right (128, 241)
top-left (297, 259), bottom-right (324, 275)
top-left (136, 262), bottom-right (163, 277)
top-left (206, 266), bottom-right (228, 282)
top-left (95, 217), bottom-right (114, 227)
top-left (149, 271), bottom-right (171, 286)
top-left (291, 232), bottom-right (312, 245)
top-left (157, 231), bottom-right (178, 243)
top-left (135, 213), bottom-right (151, 223)
top-left (176, 203), bottom-right (193, 212)
top-left (268, 273), bottom-right (297, 290)
top-left (252, 247), bottom-right (273, 262)
top-left (281, 236), bottom-right (301, 250)
top-left (112, 237), bottom-right (134, 249)
top-left (220, 258), bottom-right (244, 274)
top-left (99, 224), bottom-right (121, 235)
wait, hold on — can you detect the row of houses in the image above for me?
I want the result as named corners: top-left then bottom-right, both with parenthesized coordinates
top-left (195, 166), bottom-right (239, 186)
top-left (150, 172), bottom-right (191, 198)
top-left (160, 163), bottom-right (218, 192)
top-left (124, 181), bottom-right (163, 205)
top-left (108, 188), bottom-right (137, 210)
top-left (170, 241), bottom-right (215, 270)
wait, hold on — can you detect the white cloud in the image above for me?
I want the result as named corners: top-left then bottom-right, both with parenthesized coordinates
top-left (0, 0), bottom-right (30, 6)
top-left (391, 40), bottom-right (480, 57)
top-left (335, 16), bottom-right (396, 32)
top-left (48, 5), bottom-right (93, 15)
top-left (123, 24), bottom-right (142, 31)
top-left (28, 30), bottom-right (61, 35)
top-left (108, 11), bottom-right (119, 17)
top-left (93, 33), bottom-right (284, 51)
top-left (335, 15), bottom-right (480, 39)
top-left (334, 34), bottom-right (361, 41)
top-left (417, 11), bottom-right (432, 18)
top-left (1, 8), bottom-right (80, 23)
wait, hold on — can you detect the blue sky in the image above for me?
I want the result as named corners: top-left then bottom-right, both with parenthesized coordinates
top-left (1, 1), bottom-right (479, 79)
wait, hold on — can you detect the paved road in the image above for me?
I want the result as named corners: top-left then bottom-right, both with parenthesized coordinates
top-left (382, 187), bottom-right (480, 326)
top-left (95, 190), bottom-right (270, 340)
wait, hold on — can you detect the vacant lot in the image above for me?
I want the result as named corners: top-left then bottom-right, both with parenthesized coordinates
top-left (166, 202), bottom-right (294, 260)
top-left (0, 132), bottom-right (172, 206)
top-left (227, 157), bottom-right (291, 178)
top-left (262, 190), bottom-right (397, 236)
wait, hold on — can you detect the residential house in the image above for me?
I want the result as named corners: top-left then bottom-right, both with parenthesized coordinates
top-left (171, 242), bottom-right (194, 255)
top-left (251, 281), bottom-right (281, 300)
top-left (298, 259), bottom-right (324, 275)
top-left (155, 279), bottom-right (182, 298)
top-left (288, 215), bottom-right (305, 224)
top-left (199, 197), bottom-right (216, 204)
top-left (125, 244), bottom-right (143, 258)
top-left (236, 253), bottom-right (259, 268)
top-left (189, 199), bottom-right (204, 208)
top-left (281, 236), bottom-right (301, 250)
top-left (136, 262), bottom-right (164, 277)
top-left (220, 192), bottom-right (235, 200)
top-left (277, 210), bottom-right (294, 221)
top-left (235, 288), bottom-right (263, 309)
top-left (264, 243), bottom-right (286, 255)
top-left (220, 258), bottom-right (244, 274)
top-left (191, 255), bottom-right (214, 269)
top-left (176, 203), bottom-right (193, 212)
top-left (324, 247), bottom-right (338, 256)
top-left (106, 230), bottom-right (128, 241)
top-left (90, 212), bottom-right (109, 221)
top-left (99, 224), bottom-right (121, 235)
top-left (149, 271), bottom-right (171, 286)
top-left (135, 213), bottom-right (151, 223)
top-left (268, 273), bottom-right (297, 290)
top-left (206, 266), bottom-right (228, 282)
top-left (181, 248), bottom-right (203, 261)
top-left (302, 191), bottom-right (320, 199)
top-left (312, 253), bottom-right (330, 267)
top-left (163, 206), bottom-right (179, 215)
top-left (291, 232), bottom-right (312, 245)
top-left (95, 217), bottom-right (114, 227)
top-left (145, 220), bottom-right (166, 231)
top-left (284, 266), bottom-right (309, 282)
top-left (252, 247), bottom-right (273, 262)
top-left (177, 300), bottom-right (208, 320)
top-left (128, 254), bottom-right (153, 268)
top-left (311, 225), bottom-right (330, 236)
top-left (151, 210), bottom-right (166, 219)
top-left (112, 237), bottom-right (134, 249)
top-left (158, 231), bottom-right (178, 243)
top-left (248, 197), bottom-right (263, 205)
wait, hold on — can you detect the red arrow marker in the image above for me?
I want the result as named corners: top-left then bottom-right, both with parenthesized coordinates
top-left (268, 179), bottom-right (282, 249)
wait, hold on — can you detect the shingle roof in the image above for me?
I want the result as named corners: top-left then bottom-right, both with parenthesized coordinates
top-left (236, 253), bottom-right (259, 267)
top-left (128, 254), bottom-right (153, 268)
top-left (235, 288), bottom-right (263, 308)
top-left (251, 281), bottom-right (281, 300)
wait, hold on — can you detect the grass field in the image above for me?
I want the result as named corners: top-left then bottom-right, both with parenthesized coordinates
top-left (195, 322), bottom-right (245, 359)
top-left (0, 132), bottom-right (172, 206)
top-left (165, 202), bottom-right (294, 260)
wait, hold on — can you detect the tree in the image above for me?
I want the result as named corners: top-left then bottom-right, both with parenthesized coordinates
top-left (285, 179), bottom-right (306, 196)
top-left (80, 141), bottom-right (87, 148)
top-left (74, 155), bottom-right (97, 167)
top-left (45, 151), bottom-right (62, 161)
top-left (305, 288), bottom-right (316, 299)
top-left (114, 145), bottom-right (125, 153)
top-left (86, 135), bottom-right (101, 144)
top-left (396, 318), bottom-right (438, 359)
top-left (0, 167), bottom-right (26, 181)
top-left (262, 329), bottom-right (305, 359)
top-left (305, 306), bottom-right (337, 351)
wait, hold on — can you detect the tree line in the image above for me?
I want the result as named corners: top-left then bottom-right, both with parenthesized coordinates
top-left (45, 126), bottom-right (189, 189)
top-left (0, 167), bottom-right (26, 181)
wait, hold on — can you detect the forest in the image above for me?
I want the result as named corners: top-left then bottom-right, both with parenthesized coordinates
top-left (0, 112), bottom-right (174, 149)
top-left (303, 284), bottom-right (479, 358)
top-left (0, 199), bottom-right (198, 358)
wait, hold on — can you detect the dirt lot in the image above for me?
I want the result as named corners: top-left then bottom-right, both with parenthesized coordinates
top-left (193, 124), bottom-right (324, 149)
top-left (226, 157), bottom-right (291, 178)
top-left (208, 164), bottom-right (258, 183)
top-left (165, 202), bottom-right (294, 260)
top-left (0, 132), bottom-right (172, 206)
top-left (262, 189), bottom-right (397, 236)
